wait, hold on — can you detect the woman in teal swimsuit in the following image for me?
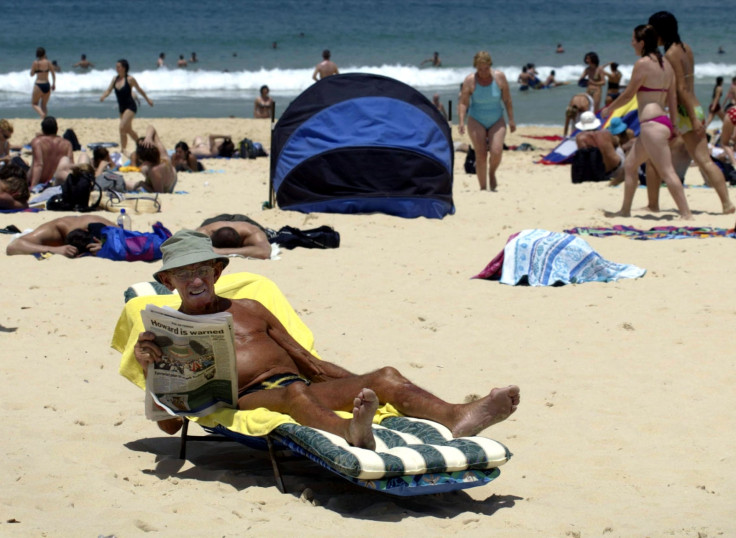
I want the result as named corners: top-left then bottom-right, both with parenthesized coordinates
top-left (458, 51), bottom-right (515, 191)
top-left (30, 47), bottom-right (55, 118)
top-left (601, 24), bottom-right (691, 219)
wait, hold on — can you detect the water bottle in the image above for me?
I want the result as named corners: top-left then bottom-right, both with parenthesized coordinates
top-left (117, 208), bottom-right (132, 230)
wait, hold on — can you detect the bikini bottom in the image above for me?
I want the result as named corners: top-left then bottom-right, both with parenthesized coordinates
top-left (642, 115), bottom-right (675, 139)
top-left (36, 82), bottom-right (50, 94)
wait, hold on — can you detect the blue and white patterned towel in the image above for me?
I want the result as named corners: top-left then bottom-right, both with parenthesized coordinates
top-left (500, 229), bottom-right (646, 286)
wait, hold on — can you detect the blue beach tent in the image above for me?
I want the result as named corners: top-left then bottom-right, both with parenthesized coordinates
top-left (269, 73), bottom-right (454, 219)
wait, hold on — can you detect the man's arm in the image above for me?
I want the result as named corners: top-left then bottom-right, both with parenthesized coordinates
top-left (253, 301), bottom-right (354, 382)
top-left (312, 66), bottom-right (320, 81)
top-left (6, 224), bottom-right (77, 257)
top-left (29, 139), bottom-right (44, 188)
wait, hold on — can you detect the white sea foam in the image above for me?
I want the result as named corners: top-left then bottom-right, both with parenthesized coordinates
top-left (3, 62), bottom-right (733, 97)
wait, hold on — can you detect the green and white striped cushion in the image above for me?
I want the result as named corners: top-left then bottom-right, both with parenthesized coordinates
top-left (274, 415), bottom-right (511, 480)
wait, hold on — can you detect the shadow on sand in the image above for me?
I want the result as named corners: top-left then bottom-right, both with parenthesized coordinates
top-left (125, 435), bottom-right (521, 521)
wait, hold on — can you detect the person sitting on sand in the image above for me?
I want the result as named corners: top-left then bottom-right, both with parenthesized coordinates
top-left (0, 119), bottom-right (16, 164)
top-left (574, 114), bottom-right (631, 184)
top-left (134, 230), bottom-right (521, 443)
top-left (28, 116), bottom-right (74, 188)
top-left (563, 93), bottom-right (595, 137)
top-left (77, 146), bottom-right (116, 176)
top-left (6, 215), bottom-right (114, 257)
top-left (0, 163), bottom-right (30, 210)
top-left (190, 135), bottom-right (236, 158)
top-left (171, 141), bottom-right (204, 172)
top-left (129, 125), bottom-right (177, 193)
top-left (196, 219), bottom-right (271, 259)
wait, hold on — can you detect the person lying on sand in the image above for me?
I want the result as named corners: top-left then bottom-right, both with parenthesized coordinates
top-left (6, 215), bottom-right (114, 257)
top-left (190, 135), bottom-right (236, 158)
top-left (134, 230), bottom-right (521, 446)
top-left (196, 220), bottom-right (271, 259)
top-left (0, 162), bottom-right (30, 210)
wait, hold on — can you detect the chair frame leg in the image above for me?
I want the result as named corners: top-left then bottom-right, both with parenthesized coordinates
top-left (177, 417), bottom-right (287, 493)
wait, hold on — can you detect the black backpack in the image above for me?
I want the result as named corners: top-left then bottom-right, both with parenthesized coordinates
top-left (464, 147), bottom-right (476, 174)
top-left (571, 147), bottom-right (606, 183)
top-left (47, 169), bottom-right (102, 212)
top-left (238, 138), bottom-right (258, 159)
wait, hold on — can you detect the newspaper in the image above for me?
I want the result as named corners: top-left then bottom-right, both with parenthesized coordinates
top-left (140, 304), bottom-right (238, 421)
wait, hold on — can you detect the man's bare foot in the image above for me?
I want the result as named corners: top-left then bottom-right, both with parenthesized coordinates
top-left (680, 212), bottom-right (694, 220)
top-left (345, 388), bottom-right (379, 450)
top-left (603, 209), bottom-right (631, 218)
top-left (723, 204), bottom-right (736, 215)
top-left (451, 385), bottom-right (520, 438)
top-left (158, 417), bottom-right (183, 435)
top-left (640, 204), bottom-right (659, 212)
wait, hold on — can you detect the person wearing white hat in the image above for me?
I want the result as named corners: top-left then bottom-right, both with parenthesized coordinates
top-left (575, 115), bottom-right (629, 183)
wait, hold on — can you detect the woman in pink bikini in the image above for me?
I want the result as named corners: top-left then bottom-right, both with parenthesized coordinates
top-left (601, 24), bottom-right (692, 219)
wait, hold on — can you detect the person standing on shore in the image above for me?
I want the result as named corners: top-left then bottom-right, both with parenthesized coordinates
top-left (458, 51), bottom-right (516, 191)
top-left (648, 11), bottom-right (734, 214)
top-left (100, 59), bottom-right (153, 155)
top-left (601, 24), bottom-right (691, 220)
top-left (312, 50), bottom-right (339, 81)
top-left (254, 85), bottom-right (274, 119)
top-left (705, 77), bottom-right (725, 128)
top-left (30, 47), bottom-right (55, 118)
top-left (579, 52), bottom-right (605, 112)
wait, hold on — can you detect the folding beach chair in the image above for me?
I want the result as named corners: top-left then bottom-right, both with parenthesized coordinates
top-left (113, 272), bottom-right (512, 496)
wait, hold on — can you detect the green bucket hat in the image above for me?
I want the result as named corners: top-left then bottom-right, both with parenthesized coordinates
top-left (153, 229), bottom-right (229, 283)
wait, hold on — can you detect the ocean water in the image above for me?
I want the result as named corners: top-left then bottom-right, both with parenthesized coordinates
top-left (0, 0), bottom-right (733, 126)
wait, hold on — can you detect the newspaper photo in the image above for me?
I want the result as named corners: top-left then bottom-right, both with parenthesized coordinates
top-left (140, 304), bottom-right (238, 420)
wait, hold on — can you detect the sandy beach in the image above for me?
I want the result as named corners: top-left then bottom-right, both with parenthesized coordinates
top-left (1, 117), bottom-right (734, 537)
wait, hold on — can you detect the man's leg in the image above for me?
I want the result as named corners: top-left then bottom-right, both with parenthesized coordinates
top-left (239, 367), bottom-right (520, 443)
top-left (238, 382), bottom-right (379, 449)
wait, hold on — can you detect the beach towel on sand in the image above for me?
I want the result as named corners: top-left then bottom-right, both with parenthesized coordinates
top-left (473, 229), bottom-right (646, 286)
top-left (565, 225), bottom-right (736, 240)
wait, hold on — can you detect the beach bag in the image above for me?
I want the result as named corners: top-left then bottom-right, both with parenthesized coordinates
top-left (253, 142), bottom-right (268, 157)
top-left (102, 190), bottom-right (161, 214)
top-left (96, 222), bottom-right (172, 261)
top-left (47, 169), bottom-right (102, 211)
top-left (464, 147), bottom-right (476, 174)
top-left (63, 129), bottom-right (82, 151)
top-left (96, 171), bottom-right (126, 192)
top-left (571, 147), bottom-right (606, 183)
top-left (238, 138), bottom-right (258, 159)
top-left (272, 225), bottom-right (340, 250)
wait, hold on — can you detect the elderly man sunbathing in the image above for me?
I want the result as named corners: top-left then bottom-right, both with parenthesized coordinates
top-left (134, 230), bottom-right (521, 448)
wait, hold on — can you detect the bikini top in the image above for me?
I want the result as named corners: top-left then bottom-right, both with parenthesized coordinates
top-left (638, 85), bottom-right (668, 92)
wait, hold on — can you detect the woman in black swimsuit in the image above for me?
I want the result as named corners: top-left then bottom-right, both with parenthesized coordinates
top-left (100, 59), bottom-right (153, 155)
top-left (30, 47), bottom-right (55, 118)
